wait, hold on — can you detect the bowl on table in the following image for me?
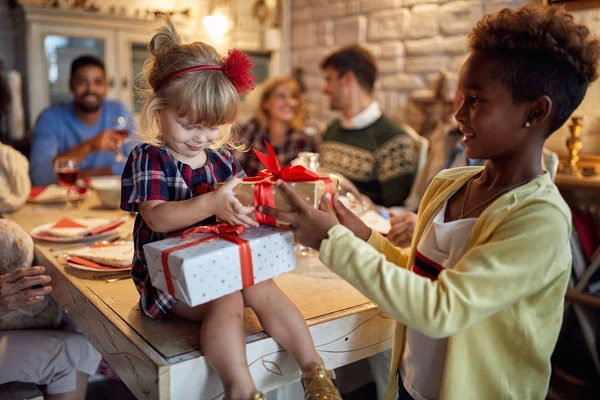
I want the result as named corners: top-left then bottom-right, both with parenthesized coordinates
top-left (86, 177), bottom-right (122, 209)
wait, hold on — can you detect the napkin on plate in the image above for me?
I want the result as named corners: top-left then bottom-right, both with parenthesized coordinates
top-left (29, 185), bottom-right (86, 202)
top-left (68, 242), bottom-right (133, 268)
top-left (40, 218), bottom-right (125, 238)
top-left (68, 256), bottom-right (131, 270)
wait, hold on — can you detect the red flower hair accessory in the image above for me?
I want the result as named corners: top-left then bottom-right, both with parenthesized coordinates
top-left (153, 48), bottom-right (256, 95)
top-left (222, 49), bottom-right (256, 95)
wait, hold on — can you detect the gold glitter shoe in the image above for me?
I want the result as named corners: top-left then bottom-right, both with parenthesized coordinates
top-left (302, 364), bottom-right (342, 400)
top-left (251, 391), bottom-right (267, 400)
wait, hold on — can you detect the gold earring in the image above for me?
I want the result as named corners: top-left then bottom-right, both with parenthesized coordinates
top-left (524, 121), bottom-right (531, 128)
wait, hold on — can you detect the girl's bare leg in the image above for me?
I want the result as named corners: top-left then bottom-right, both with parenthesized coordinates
top-left (172, 292), bottom-right (257, 399)
top-left (242, 279), bottom-right (322, 373)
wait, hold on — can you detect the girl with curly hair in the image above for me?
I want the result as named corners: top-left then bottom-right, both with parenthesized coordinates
top-left (259, 5), bottom-right (600, 399)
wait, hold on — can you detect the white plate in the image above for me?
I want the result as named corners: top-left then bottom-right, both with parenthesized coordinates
top-left (28, 186), bottom-right (88, 204)
top-left (68, 241), bottom-right (133, 268)
top-left (66, 260), bottom-right (131, 273)
top-left (31, 218), bottom-right (123, 243)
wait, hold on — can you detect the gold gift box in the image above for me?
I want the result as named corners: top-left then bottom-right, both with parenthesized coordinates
top-left (215, 179), bottom-right (339, 223)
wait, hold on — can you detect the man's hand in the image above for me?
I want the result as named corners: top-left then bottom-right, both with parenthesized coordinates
top-left (259, 180), bottom-right (340, 250)
top-left (89, 130), bottom-right (123, 153)
top-left (0, 267), bottom-right (52, 315)
top-left (388, 211), bottom-right (417, 248)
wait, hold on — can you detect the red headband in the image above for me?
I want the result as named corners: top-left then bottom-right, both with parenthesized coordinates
top-left (153, 49), bottom-right (256, 95)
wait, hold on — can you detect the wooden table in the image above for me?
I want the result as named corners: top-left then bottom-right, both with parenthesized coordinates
top-left (7, 194), bottom-right (393, 400)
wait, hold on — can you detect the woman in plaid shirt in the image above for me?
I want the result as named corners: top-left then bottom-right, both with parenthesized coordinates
top-left (120, 18), bottom-right (341, 400)
top-left (237, 76), bottom-right (316, 176)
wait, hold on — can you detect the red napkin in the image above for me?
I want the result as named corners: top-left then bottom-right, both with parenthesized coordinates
top-left (87, 221), bottom-right (125, 236)
top-left (29, 187), bottom-right (47, 198)
top-left (51, 218), bottom-right (87, 229)
top-left (35, 233), bottom-right (53, 238)
top-left (67, 256), bottom-right (131, 271)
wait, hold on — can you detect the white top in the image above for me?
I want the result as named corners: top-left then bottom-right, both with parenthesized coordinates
top-left (340, 100), bottom-right (382, 130)
top-left (400, 200), bottom-right (477, 400)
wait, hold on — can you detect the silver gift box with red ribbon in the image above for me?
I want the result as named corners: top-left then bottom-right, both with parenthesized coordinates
top-left (143, 225), bottom-right (296, 307)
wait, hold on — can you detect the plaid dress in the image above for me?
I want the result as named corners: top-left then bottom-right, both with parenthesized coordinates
top-left (120, 143), bottom-right (246, 320)
top-left (236, 118), bottom-right (316, 177)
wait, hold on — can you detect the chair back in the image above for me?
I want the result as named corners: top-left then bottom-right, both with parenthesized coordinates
top-left (401, 123), bottom-right (429, 175)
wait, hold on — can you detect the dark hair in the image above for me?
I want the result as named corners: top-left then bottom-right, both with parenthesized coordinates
top-left (320, 45), bottom-right (378, 93)
top-left (468, 4), bottom-right (600, 137)
top-left (70, 55), bottom-right (105, 81)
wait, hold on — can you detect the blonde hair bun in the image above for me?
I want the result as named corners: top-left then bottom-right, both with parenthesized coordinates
top-left (148, 17), bottom-right (181, 57)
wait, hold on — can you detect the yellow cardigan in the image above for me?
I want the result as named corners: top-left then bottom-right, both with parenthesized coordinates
top-left (319, 167), bottom-right (572, 400)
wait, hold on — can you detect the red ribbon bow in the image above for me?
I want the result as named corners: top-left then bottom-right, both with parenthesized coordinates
top-left (243, 141), bottom-right (333, 224)
top-left (161, 224), bottom-right (253, 297)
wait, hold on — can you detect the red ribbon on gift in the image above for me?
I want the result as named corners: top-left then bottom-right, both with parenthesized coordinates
top-left (243, 141), bottom-right (334, 224)
top-left (161, 224), bottom-right (253, 297)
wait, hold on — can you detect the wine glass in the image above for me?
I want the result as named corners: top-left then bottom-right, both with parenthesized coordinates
top-left (293, 152), bottom-right (321, 257)
top-left (114, 115), bottom-right (133, 163)
top-left (54, 157), bottom-right (80, 208)
top-left (296, 152), bottom-right (320, 170)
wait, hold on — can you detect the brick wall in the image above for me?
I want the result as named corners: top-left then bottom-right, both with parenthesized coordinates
top-left (290, 0), bottom-right (600, 155)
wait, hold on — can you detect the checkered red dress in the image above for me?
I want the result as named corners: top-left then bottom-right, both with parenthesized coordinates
top-left (120, 144), bottom-right (246, 320)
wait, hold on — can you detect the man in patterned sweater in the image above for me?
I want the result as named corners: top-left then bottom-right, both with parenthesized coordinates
top-left (319, 45), bottom-right (417, 208)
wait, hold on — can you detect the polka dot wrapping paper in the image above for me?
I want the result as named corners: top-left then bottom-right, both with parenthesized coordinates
top-left (143, 226), bottom-right (296, 307)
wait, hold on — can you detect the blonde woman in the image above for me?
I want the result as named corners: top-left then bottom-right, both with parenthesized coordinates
top-left (237, 76), bottom-right (316, 176)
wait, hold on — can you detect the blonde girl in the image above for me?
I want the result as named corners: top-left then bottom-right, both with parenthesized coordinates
top-left (120, 18), bottom-right (341, 400)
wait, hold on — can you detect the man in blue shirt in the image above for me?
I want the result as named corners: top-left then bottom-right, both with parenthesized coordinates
top-left (29, 55), bottom-right (135, 186)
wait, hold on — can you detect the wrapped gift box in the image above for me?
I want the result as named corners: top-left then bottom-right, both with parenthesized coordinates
top-left (238, 178), bottom-right (337, 210)
top-left (216, 142), bottom-right (338, 224)
top-left (215, 179), bottom-right (338, 225)
top-left (143, 225), bottom-right (296, 307)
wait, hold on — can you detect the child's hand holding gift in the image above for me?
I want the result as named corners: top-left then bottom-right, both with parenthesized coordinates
top-left (211, 177), bottom-right (258, 228)
top-left (259, 180), bottom-right (371, 250)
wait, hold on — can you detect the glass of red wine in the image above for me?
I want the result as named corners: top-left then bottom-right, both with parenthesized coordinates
top-left (54, 157), bottom-right (80, 208)
top-left (114, 115), bottom-right (133, 163)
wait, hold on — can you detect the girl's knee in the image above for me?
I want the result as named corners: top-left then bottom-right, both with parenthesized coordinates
top-left (212, 291), bottom-right (244, 311)
top-left (244, 279), bottom-right (277, 295)
top-left (242, 279), bottom-right (280, 306)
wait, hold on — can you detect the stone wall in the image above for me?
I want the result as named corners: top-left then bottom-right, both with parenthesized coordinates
top-left (290, 0), bottom-right (600, 155)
